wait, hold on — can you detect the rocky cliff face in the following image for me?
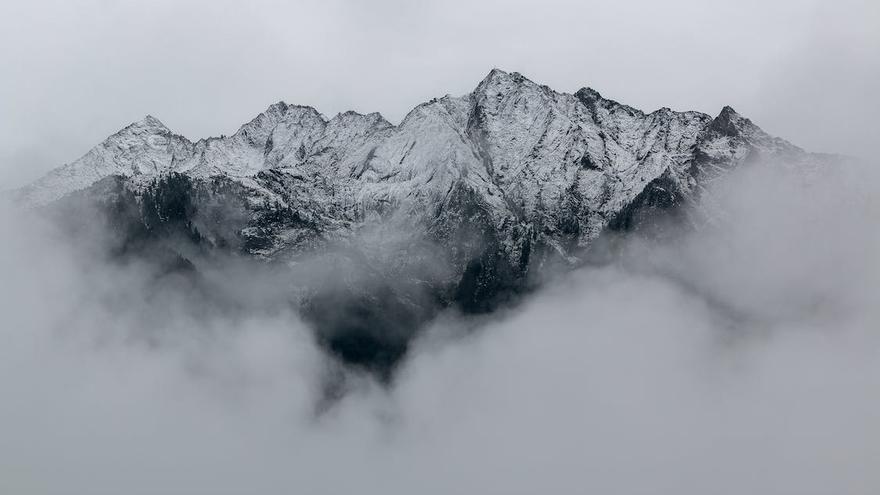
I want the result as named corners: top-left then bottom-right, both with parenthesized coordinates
top-left (17, 69), bottom-right (824, 375)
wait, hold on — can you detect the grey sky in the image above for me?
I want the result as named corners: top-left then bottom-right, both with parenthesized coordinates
top-left (1, 0), bottom-right (877, 189)
top-left (1, 4), bottom-right (879, 491)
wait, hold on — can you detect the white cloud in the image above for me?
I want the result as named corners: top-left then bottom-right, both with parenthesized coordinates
top-left (1, 157), bottom-right (878, 494)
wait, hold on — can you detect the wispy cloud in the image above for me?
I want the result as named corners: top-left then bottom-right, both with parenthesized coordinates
top-left (1, 155), bottom-right (878, 494)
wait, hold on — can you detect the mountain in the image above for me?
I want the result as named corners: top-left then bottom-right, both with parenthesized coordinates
top-left (16, 69), bottom-right (824, 376)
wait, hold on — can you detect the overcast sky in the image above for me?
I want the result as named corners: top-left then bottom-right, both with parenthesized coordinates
top-left (1, 0), bottom-right (877, 188)
top-left (1, 4), bottom-right (880, 492)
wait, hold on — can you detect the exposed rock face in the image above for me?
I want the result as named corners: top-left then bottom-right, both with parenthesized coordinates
top-left (16, 69), bottom-right (825, 375)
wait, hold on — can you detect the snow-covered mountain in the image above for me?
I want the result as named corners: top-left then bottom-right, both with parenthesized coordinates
top-left (16, 69), bottom-right (826, 373)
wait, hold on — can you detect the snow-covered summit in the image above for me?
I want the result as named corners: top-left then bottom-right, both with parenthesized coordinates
top-left (19, 68), bottom-right (814, 256)
top-left (15, 69), bottom-right (834, 372)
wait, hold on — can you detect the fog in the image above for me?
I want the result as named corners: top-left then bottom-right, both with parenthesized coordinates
top-left (1, 155), bottom-right (878, 494)
top-left (2, 1), bottom-right (877, 491)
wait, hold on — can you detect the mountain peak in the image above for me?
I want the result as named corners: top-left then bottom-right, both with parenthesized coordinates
top-left (475, 68), bottom-right (510, 90)
top-left (575, 86), bottom-right (632, 114)
top-left (719, 105), bottom-right (739, 118)
top-left (330, 110), bottom-right (391, 127)
top-left (482, 67), bottom-right (509, 81)
top-left (21, 68), bottom-right (812, 214)
top-left (576, 87), bottom-right (603, 101)
top-left (260, 101), bottom-right (324, 120)
top-left (129, 114), bottom-right (169, 132)
top-left (266, 101), bottom-right (290, 114)
top-left (709, 105), bottom-right (750, 137)
top-left (474, 68), bottom-right (540, 95)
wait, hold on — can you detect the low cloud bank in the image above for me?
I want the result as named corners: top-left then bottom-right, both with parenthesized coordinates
top-left (1, 159), bottom-right (878, 494)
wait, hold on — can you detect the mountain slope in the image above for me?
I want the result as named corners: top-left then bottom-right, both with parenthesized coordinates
top-left (17, 69), bottom-right (825, 374)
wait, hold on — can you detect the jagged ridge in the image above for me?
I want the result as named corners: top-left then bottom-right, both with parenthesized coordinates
top-left (17, 69), bottom-right (824, 375)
